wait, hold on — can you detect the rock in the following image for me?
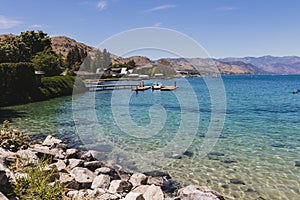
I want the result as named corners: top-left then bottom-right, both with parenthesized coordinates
top-left (42, 135), bottom-right (62, 147)
top-left (129, 173), bottom-right (147, 187)
top-left (16, 149), bottom-right (38, 165)
top-left (176, 185), bottom-right (224, 200)
top-left (95, 167), bottom-right (111, 175)
top-left (98, 193), bottom-right (120, 200)
top-left (109, 180), bottom-right (132, 193)
top-left (59, 172), bottom-right (80, 190)
top-left (0, 192), bottom-right (8, 200)
top-left (143, 184), bottom-right (164, 200)
top-left (143, 170), bottom-right (171, 179)
top-left (67, 159), bottom-right (84, 170)
top-left (91, 174), bottom-right (110, 189)
top-left (124, 192), bottom-right (145, 200)
top-left (49, 159), bottom-right (67, 172)
top-left (162, 179), bottom-right (180, 193)
top-left (66, 190), bottom-right (79, 198)
top-left (65, 148), bottom-right (79, 159)
top-left (70, 167), bottom-right (95, 188)
top-left (131, 184), bottom-right (164, 199)
top-left (183, 150), bottom-right (194, 157)
top-left (147, 176), bottom-right (164, 186)
top-left (80, 151), bottom-right (94, 161)
top-left (84, 160), bottom-right (103, 171)
top-left (86, 189), bottom-right (98, 198)
top-left (230, 179), bottom-right (245, 185)
top-left (295, 161), bottom-right (300, 167)
top-left (207, 151), bottom-right (225, 156)
top-left (31, 144), bottom-right (64, 160)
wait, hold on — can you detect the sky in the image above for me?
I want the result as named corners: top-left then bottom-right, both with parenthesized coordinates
top-left (1, 0), bottom-right (300, 59)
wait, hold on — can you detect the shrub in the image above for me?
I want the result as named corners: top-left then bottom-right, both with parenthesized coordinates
top-left (12, 157), bottom-right (64, 200)
top-left (0, 120), bottom-right (30, 152)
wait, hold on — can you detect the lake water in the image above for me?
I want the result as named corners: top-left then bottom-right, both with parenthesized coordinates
top-left (2, 75), bottom-right (300, 199)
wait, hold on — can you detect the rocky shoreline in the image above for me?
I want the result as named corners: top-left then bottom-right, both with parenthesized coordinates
top-left (0, 135), bottom-right (225, 200)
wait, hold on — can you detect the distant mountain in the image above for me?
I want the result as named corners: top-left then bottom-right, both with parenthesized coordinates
top-left (162, 58), bottom-right (263, 74)
top-left (43, 35), bottom-right (300, 74)
top-left (219, 55), bottom-right (300, 74)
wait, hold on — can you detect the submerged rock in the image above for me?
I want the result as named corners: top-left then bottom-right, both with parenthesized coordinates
top-left (176, 185), bottom-right (225, 200)
top-left (230, 179), bottom-right (245, 185)
top-left (295, 161), bottom-right (300, 167)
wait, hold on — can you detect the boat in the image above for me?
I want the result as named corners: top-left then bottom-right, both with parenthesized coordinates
top-left (152, 82), bottom-right (162, 90)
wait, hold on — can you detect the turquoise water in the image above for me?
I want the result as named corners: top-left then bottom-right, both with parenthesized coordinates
top-left (2, 75), bottom-right (300, 199)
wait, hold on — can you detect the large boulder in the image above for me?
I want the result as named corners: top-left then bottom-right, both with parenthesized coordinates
top-left (91, 174), bottom-right (110, 189)
top-left (129, 173), bottom-right (147, 187)
top-left (70, 167), bottom-right (95, 189)
top-left (42, 135), bottom-right (62, 147)
top-left (109, 180), bottom-right (132, 194)
top-left (176, 185), bottom-right (225, 200)
top-left (132, 185), bottom-right (164, 200)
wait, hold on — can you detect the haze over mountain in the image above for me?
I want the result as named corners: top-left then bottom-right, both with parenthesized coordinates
top-left (48, 35), bottom-right (300, 75)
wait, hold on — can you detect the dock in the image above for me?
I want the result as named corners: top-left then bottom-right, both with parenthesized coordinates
top-left (161, 86), bottom-right (178, 91)
top-left (87, 83), bottom-right (141, 91)
top-left (132, 86), bottom-right (151, 91)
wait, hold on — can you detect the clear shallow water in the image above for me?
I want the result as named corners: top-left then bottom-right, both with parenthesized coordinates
top-left (2, 75), bottom-right (300, 199)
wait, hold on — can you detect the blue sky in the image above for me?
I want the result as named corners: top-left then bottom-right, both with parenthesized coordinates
top-left (1, 0), bottom-right (300, 58)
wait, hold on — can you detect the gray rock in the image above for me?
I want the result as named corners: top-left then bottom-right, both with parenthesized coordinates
top-left (129, 173), bottom-right (147, 188)
top-left (86, 189), bottom-right (98, 198)
top-left (95, 167), bottom-right (111, 175)
top-left (66, 190), bottom-right (79, 198)
top-left (109, 180), bottom-right (132, 194)
top-left (67, 159), bottom-right (84, 170)
top-left (31, 144), bottom-right (64, 160)
top-left (16, 149), bottom-right (38, 165)
top-left (42, 135), bottom-right (62, 147)
top-left (0, 192), bottom-right (8, 200)
top-left (91, 174), bottom-right (110, 189)
top-left (295, 161), bottom-right (300, 167)
top-left (124, 192), bottom-right (145, 200)
top-left (59, 172), bottom-right (80, 190)
top-left (176, 185), bottom-right (224, 200)
top-left (0, 169), bottom-right (9, 186)
top-left (147, 176), bottom-right (164, 186)
top-left (50, 159), bottom-right (67, 172)
top-left (84, 160), bottom-right (103, 171)
top-left (65, 148), bottom-right (79, 159)
top-left (70, 167), bottom-right (95, 188)
top-left (99, 193), bottom-right (120, 200)
top-left (230, 179), bottom-right (245, 185)
top-left (133, 184), bottom-right (163, 200)
top-left (80, 151), bottom-right (94, 161)
top-left (143, 184), bottom-right (164, 200)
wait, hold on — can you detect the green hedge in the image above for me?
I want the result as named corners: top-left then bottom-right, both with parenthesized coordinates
top-left (34, 76), bottom-right (87, 100)
top-left (0, 63), bottom-right (36, 106)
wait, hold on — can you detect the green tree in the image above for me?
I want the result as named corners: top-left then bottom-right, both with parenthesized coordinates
top-left (31, 49), bottom-right (61, 76)
top-left (127, 60), bottom-right (136, 69)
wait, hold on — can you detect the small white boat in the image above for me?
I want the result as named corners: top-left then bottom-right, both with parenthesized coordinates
top-left (152, 82), bottom-right (162, 90)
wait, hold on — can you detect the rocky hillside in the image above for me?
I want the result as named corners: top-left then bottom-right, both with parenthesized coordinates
top-left (51, 36), bottom-right (95, 57)
top-left (219, 55), bottom-right (300, 74)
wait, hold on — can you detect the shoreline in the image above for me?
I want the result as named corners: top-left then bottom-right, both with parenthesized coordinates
top-left (0, 134), bottom-right (225, 200)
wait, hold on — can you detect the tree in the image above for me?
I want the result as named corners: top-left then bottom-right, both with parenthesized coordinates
top-left (19, 30), bottom-right (51, 59)
top-left (127, 60), bottom-right (136, 69)
top-left (31, 48), bottom-right (62, 76)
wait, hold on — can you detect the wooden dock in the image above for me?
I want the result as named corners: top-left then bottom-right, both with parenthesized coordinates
top-left (160, 86), bottom-right (178, 91)
top-left (132, 86), bottom-right (151, 91)
top-left (87, 83), bottom-right (141, 91)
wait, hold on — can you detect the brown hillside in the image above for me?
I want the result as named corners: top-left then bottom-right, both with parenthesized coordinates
top-left (51, 36), bottom-right (95, 57)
